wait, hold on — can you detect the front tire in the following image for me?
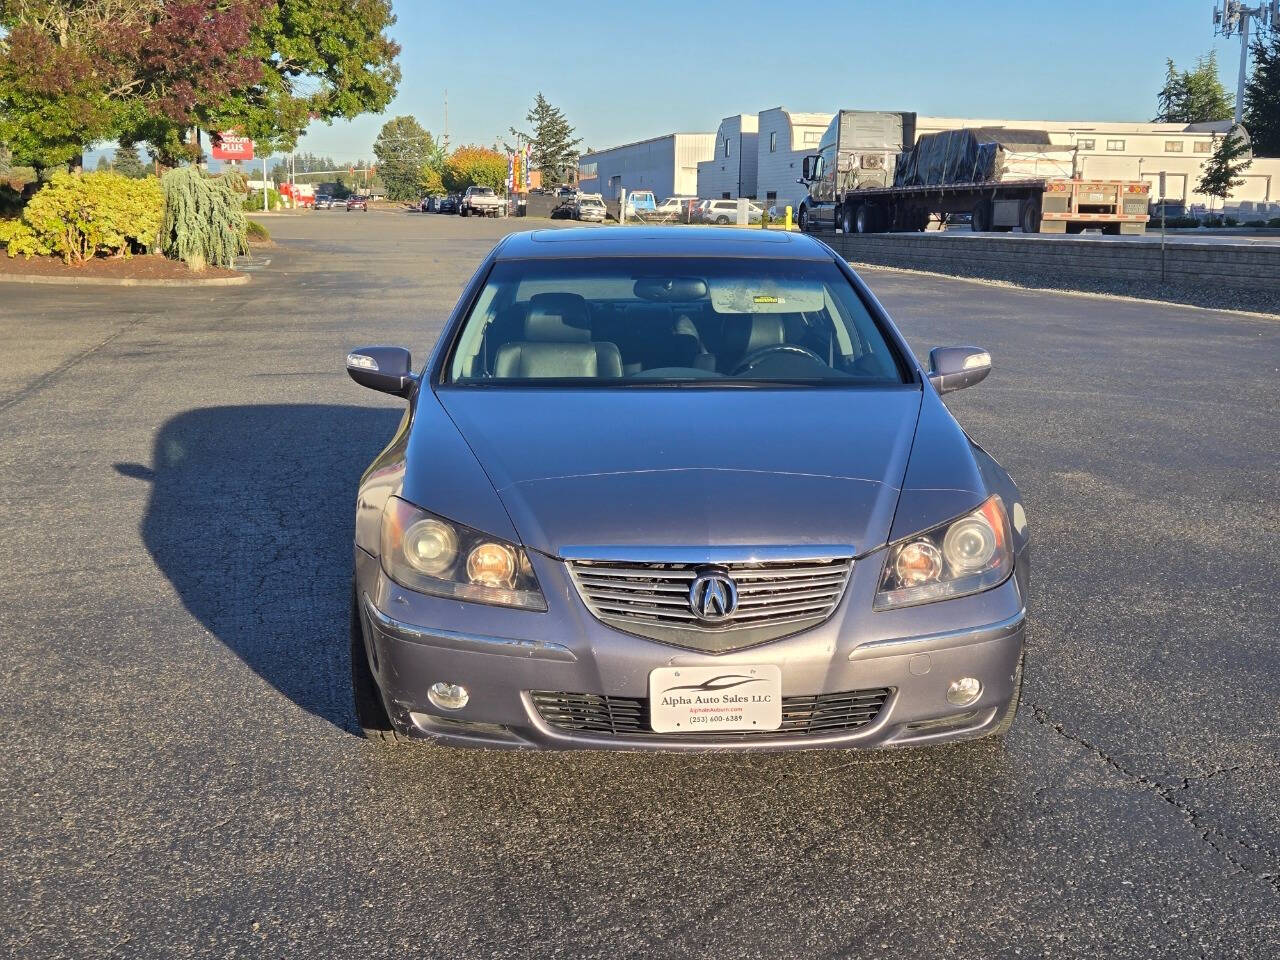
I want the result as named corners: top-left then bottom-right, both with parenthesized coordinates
top-left (350, 587), bottom-right (408, 745)
top-left (986, 651), bottom-right (1024, 739)
top-left (797, 205), bottom-right (809, 232)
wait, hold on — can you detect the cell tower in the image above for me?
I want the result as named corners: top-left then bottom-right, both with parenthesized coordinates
top-left (1213, 0), bottom-right (1280, 124)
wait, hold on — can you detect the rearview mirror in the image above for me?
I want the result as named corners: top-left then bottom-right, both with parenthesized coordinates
top-left (634, 277), bottom-right (709, 301)
top-left (801, 155), bottom-right (815, 180)
top-left (928, 346), bottom-right (991, 395)
top-left (346, 346), bottom-right (417, 398)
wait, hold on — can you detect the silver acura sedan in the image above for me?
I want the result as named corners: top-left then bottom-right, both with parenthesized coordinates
top-left (346, 227), bottom-right (1030, 750)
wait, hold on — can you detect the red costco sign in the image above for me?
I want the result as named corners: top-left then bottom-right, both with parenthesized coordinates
top-left (211, 133), bottom-right (254, 162)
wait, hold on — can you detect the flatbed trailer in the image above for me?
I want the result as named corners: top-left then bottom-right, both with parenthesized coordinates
top-left (819, 177), bottom-right (1151, 235)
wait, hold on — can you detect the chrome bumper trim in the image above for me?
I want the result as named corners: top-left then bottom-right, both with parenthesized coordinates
top-left (848, 609), bottom-right (1026, 661)
top-left (362, 595), bottom-right (578, 663)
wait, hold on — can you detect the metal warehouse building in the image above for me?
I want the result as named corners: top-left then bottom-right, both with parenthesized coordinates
top-left (576, 133), bottom-right (715, 201)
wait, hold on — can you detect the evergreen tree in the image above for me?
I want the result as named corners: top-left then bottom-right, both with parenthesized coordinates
top-left (510, 93), bottom-right (582, 186)
top-left (95, 154), bottom-right (111, 171)
top-left (1244, 27), bottom-right (1280, 157)
top-left (1154, 51), bottom-right (1233, 122)
top-left (113, 145), bottom-right (147, 179)
top-left (1196, 132), bottom-right (1253, 215)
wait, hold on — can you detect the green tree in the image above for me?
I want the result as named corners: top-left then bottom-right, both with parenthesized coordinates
top-left (113, 145), bottom-right (148, 179)
top-left (1244, 27), bottom-right (1280, 157)
top-left (95, 155), bottom-right (111, 172)
top-left (1196, 132), bottom-right (1253, 215)
top-left (372, 115), bottom-right (442, 201)
top-left (200, 0), bottom-right (401, 157)
top-left (1154, 51), bottom-right (1233, 123)
top-left (509, 92), bottom-right (581, 186)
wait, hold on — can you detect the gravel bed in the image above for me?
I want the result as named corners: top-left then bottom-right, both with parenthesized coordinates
top-left (846, 257), bottom-right (1280, 317)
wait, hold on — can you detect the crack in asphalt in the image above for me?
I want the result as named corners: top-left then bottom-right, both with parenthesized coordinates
top-left (1030, 702), bottom-right (1279, 895)
top-left (0, 314), bottom-right (149, 415)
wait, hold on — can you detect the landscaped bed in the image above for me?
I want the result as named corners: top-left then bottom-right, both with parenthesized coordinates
top-left (0, 251), bottom-right (242, 281)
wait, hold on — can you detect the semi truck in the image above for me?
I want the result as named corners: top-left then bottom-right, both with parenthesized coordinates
top-left (797, 110), bottom-right (1150, 236)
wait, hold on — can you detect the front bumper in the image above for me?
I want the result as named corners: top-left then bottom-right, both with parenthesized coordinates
top-left (355, 550), bottom-right (1026, 752)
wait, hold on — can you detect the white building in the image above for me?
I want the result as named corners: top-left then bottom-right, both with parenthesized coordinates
top-left (577, 133), bottom-right (715, 201)
top-left (696, 115), bottom-right (759, 200)
top-left (676, 105), bottom-right (1279, 216)
top-left (755, 107), bottom-right (833, 212)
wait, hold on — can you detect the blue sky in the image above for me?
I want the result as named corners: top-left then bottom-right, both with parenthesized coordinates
top-left (95, 0), bottom-right (1254, 166)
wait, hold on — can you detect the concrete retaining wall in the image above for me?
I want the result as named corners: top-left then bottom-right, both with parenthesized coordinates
top-left (824, 233), bottom-right (1280, 293)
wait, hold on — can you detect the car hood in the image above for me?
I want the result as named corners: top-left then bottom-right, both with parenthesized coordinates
top-left (435, 387), bottom-right (922, 558)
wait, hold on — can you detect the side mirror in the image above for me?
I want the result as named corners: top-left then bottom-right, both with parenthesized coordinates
top-left (928, 346), bottom-right (991, 395)
top-left (346, 346), bottom-right (417, 398)
top-left (801, 155), bottom-right (814, 180)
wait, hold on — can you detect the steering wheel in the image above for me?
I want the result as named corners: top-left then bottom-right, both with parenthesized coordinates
top-left (732, 344), bottom-right (827, 376)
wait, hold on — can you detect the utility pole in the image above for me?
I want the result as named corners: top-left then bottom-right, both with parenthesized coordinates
top-left (1213, 0), bottom-right (1279, 125)
top-left (443, 88), bottom-right (450, 152)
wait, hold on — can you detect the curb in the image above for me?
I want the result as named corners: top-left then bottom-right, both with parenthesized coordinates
top-left (0, 271), bottom-right (250, 288)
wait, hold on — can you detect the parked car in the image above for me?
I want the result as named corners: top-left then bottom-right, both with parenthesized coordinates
top-left (654, 196), bottom-right (697, 221)
top-left (437, 195), bottom-right (458, 214)
top-left (344, 227), bottom-right (1029, 750)
top-left (314, 194), bottom-right (335, 210)
top-left (699, 198), bottom-right (764, 224)
top-left (459, 186), bottom-right (506, 217)
top-left (346, 195), bottom-right (369, 212)
top-left (573, 193), bottom-right (606, 223)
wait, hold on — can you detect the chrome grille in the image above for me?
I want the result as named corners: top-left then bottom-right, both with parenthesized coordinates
top-left (567, 556), bottom-right (853, 653)
top-left (531, 688), bottom-right (891, 740)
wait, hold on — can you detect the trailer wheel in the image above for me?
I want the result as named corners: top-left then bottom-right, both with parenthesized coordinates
top-left (1019, 199), bottom-right (1041, 233)
top-left (970, 200), bottom-right (991, 232)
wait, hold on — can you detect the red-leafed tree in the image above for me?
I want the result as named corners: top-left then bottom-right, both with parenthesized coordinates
top-left (0, 0), bottom-right (400, 171)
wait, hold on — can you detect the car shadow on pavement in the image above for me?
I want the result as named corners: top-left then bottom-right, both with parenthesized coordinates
top-left (116, 403), bottom-right (401, 735)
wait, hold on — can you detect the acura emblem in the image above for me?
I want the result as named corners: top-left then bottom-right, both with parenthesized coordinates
top-left (689, 569), bottom-right (738, 622)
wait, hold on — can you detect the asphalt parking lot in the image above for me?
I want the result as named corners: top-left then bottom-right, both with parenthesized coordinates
top-left (2, 210), bottom-right (1277, 959)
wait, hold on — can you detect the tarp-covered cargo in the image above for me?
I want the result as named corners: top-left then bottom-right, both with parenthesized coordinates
top-left (893, 128), bottom-right (1077, 188)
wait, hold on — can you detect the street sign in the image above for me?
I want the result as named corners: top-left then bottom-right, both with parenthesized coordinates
top-left (211, 133), bottom-right (254, 162)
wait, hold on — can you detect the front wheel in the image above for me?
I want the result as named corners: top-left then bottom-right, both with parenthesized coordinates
top-left (715, 215), bottom-right (730, 224)
top-left (796, 206), bottom-right (809, 232)
top-left (986, 651), bottom-right (1024, 739)
top-left (350, 587), bottom-right (408, 745)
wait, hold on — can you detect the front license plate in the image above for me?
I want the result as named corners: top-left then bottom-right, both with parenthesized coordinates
top-left (648, 664), bottom-right (782, 733)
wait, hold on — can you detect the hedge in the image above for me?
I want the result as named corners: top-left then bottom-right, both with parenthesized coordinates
top-left (2, 172), bottom-right (163, 263)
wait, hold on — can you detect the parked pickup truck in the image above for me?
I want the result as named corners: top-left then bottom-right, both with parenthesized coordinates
top-left (459, 186), bottom-right (506, 217)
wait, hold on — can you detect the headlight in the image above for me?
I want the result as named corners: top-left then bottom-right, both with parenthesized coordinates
top-left (380, 497), bottom-right (546, 611)
top-left (874, 495), bottom-right (1013, 610)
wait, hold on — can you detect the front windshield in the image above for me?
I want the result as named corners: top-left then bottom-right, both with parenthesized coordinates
top-left (444, 257), bottom-right (907, 386)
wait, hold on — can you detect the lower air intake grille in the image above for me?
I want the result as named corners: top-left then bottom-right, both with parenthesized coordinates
top-left (531, 688), bottom-right (892, 740)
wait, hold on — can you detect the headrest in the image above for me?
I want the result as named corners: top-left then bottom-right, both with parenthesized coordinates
top-left (745, 314), bottom-right (785, 354)
top-left (526, 292), bottom-right (591, 342)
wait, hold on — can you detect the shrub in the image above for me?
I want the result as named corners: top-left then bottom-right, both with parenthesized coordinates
top-left (242, 187), bottom-right (282, 211)
top-left (1160, 216), bottom-right (1200, 228)
top-left (245, 219), bottom-right (271, 243)
top-left (1244, 219), bottom-right (1267, 227)
top-left (1224, 216), bottom-right (1239, 226)
top-left (2, 172), bottom-right (162, 263)
top-left (160, 167), bottom-right (248, 271)
top-left (1269, 217), bottom-right (1280, 227)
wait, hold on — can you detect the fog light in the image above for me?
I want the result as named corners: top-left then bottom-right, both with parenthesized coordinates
top-left (428, 681), bottom-right (469, 711)
top-left (946, 677), bottom-right (982, 706)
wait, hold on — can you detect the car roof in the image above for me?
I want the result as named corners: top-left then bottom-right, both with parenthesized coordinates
top-left (495, 227), bottom-right (834, 261)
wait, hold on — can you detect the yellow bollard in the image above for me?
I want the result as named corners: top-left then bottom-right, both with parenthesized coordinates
top-left (784, 205), bottom-right (793, 231)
